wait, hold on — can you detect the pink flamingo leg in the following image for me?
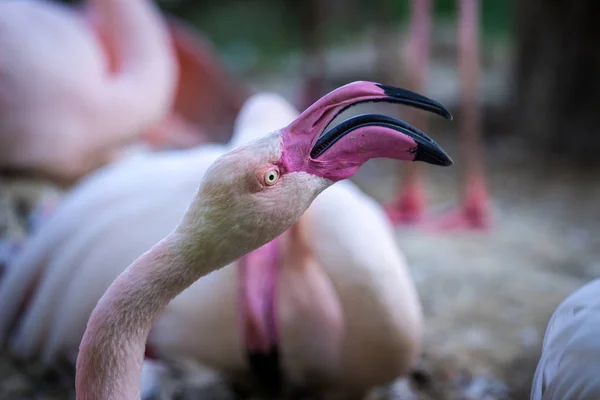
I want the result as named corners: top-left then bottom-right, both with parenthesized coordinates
top-left (426, 0), bottom-right (491, 231)
top-left (239, 238), bottom-right (283, 395)
top-left (385, 0), bottom-right (432, 225)
top-left (299, 0), bottom-right (326, 110)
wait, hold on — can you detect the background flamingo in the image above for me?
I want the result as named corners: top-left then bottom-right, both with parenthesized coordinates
top-left (531, 278), bottom-right (600, 400)
top-left (0, 0), bottom-right (176, 183)
top-left (385, 0), bottom-right (490, 230)
top-left (0, 0), bottom-right (246, 184)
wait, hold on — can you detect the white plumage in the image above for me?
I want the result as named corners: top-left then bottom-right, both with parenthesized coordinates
top-left (531, 278), bottom-right (600, 400)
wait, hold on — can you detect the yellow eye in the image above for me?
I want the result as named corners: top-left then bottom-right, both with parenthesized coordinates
top-left (264, 169), bottom-right (279, 186)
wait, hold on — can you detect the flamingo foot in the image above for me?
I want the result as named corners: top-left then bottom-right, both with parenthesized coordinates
top-left (424, 181), bottom-right (491, 232)
top-left (385, 182), bottom-right (428, 226)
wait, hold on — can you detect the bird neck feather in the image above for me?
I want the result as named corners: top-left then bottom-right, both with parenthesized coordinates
top-left (75, 231), bottom-right (212, 400)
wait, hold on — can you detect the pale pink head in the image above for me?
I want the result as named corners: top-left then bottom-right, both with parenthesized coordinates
top-left (178, 81), bottom-right (452, 268)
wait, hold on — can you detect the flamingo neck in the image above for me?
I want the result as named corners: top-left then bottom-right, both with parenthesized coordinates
top-left (75, 233), bottom-right (209, 400)
top-left (239, 237), bottom-right (283, 393)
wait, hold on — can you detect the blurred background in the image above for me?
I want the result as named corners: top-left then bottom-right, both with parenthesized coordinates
top-left (1, 0), bottom-right (600, 399)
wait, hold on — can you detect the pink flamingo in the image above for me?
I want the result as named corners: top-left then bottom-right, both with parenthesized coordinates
top-left (531, 278), bottom-right (600, 400)
top-left (0, 0), bottom-right (176, 183)
top-left (0, 94), bottom-right (290, 384)
top-left (298, 0), bottom-right (327, 110)
top-left (0, 92), bottom-right (423, 398)
top-left (150, 95), bottom-right (423, 398)
top-left (71, 81), bottom-right (452, 399)
top-left (0, 93), bottom-right (307, 364)
top-left (0, 0), bottom-right (245, 183)
top-left (385, 0), bottom-right (490, 230)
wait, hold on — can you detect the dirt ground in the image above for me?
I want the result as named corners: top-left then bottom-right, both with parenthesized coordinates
top-left (1, 33), bottom-right (599, 400)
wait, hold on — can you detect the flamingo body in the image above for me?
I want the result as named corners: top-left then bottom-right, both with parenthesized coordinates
top-left (531, 279), bottom-right (600, 400)
top-left (0, 0), bottom-right (176, 181)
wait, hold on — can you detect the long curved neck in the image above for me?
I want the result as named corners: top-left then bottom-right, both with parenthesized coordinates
top-left (75, 232), bottom-right (206, 400)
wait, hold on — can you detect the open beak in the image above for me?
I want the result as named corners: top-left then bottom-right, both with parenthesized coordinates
top-left (280, 81), bottom-right (453, 182)
top-left (311, 114), bottom-right (452, 167)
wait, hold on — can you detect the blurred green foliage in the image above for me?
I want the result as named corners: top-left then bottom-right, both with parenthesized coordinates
top-left (362, 0), bottom-right (512, 36)
top-left (158, 0), bottom-right (512, 69)
top-left (58, 0), bottom-right (512, 73)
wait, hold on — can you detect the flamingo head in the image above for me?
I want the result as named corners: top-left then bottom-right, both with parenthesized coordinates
top-left (178, 81), bottom-right (453, 267)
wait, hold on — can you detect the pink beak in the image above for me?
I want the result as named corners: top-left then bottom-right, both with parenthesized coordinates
top-left (279, 81), bottom-right (453, 182)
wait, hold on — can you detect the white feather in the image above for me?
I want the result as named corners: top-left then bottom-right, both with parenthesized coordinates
top-left (531, 278), bottom-right (600, 400)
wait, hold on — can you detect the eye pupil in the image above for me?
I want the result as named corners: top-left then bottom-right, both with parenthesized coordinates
top-left (265, 169), bottom-right (279, 185)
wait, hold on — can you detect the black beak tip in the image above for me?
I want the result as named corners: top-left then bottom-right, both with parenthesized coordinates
top-left (413, 144), bottom-right (454, 167)
top-left (376, 83), bottom-right (454, 121)
top-left (440, 155), bottom-right (454, 166)
top-left (433, 108), bottom-right (453, 121)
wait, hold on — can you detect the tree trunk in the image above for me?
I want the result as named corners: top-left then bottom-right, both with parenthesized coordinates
top-left (514, 0), bottom-right (600, 166)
